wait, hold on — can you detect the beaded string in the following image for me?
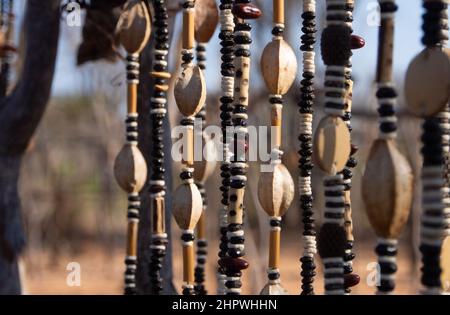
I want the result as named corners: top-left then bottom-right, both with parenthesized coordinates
top-left (219, 0), bottom-right (260, 295)
top-left (0, 0), bottom-right (14, 96)
top-left (148, 0), bottom-right (170, 295)
top-left (258, 0), bottom-right (296, 295)
top-left (172, 0), bottom-right (206, 296)
top-left (113, 1), bottom-right (151, 295)
top-left (316, 0), bottom-right (353, 296)
top-left (418, 0), bottom-right (449, 295)
top-left (216, 0), bottom-right (235, 295)
top-left (298, 0), bottom-right (317, 296)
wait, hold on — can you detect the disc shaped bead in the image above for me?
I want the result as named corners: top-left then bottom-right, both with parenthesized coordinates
top-left (194, 0), bottom-right (219, 43)
top-left (117, 0), bottom-right (151, 54)
top-left (362, 139), bottom-right (413, 239)
top-left (174, 64), bottom-right (207, 117)
top-left (260, 39), bottom-right (298, 95)
top-left (257, 163), bottom-right (294, 217)
top-left (405, 47), bottom-right (450, 117)
top-left (114, 144), bottom-right (147, 193)
top-left (172, 182), bottom-right (203, 230)
top-left (313, 116), bottom-right (351, 174)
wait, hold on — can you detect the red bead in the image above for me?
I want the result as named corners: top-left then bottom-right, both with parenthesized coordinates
top-left (350, 35), bottom-right (365, 50)
top-left (344, 273), bottom-right (361, 288)
top-left (218, 257), bottom-right (249, 272)
top-left (232, 3), bottom-right (262, 20)
top-left (351, 144), bottom-right (359, 155)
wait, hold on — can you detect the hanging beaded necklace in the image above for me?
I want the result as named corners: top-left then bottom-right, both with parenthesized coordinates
top-left (257, 0), bottom-right (296, 295)
top-left (404, 0), bottom-right (450, 295)
top-left (362, 0), bottom-right (414, 295)
top-left (172, 0), bottom-right (206, 296)
top-left (148, 0), bottom-right (171, 295)
top-left (113, 0), bottom-right (151, 295)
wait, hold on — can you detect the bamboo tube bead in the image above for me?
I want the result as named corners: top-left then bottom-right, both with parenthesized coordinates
top-left (273, 0), bottom-right (284, 25)
top-left (183, 8), bottom-right (195, 50)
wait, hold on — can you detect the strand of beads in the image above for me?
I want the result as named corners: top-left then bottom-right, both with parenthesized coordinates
top-left (298, 0), bottom-right (317, 296)
top-left (114, 0), bottom-right (151, 295)
top-left (216, 0), bottom-right (235, 295)
top-left (405, 0), bottom-right (450, 295)
top-left (314, 0), bottom-right (353, 295)
top-left (148, 0), bottom-right (170, 295)
top-left (258, 0), bottom-right (295, 296)
top-left (362, 0), bottom-right (414, 295)
top-left (172, 0), bottom-right (206, 296)
top-left (218, 0), bottom-right (260, 296)
top-left (192, 0), bottom-right (219, 295)
top-left (0, 0), bottom-right (14, 97)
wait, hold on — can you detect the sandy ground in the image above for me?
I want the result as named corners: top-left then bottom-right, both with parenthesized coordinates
top-left (21, 232), bottom-right (427, 295)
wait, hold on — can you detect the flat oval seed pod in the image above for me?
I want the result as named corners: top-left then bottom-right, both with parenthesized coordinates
top-left (313, 116), bottom-right (351, 174)
top-left (258, 163), bottom-right (294, 217)
top-left (260, 283), bottom-right (288, 295)
top-left (441, 236), bottom-right (450, 289)
top-left (260, 39), bottom-right (298, 95)
top-left (174, 64), bottom-right (207, 117)
top-left (173, 183), bottom-right (203, 230)
top-left (194, 0), bottom-right (219, 43)
top-left (114, 144), bottom-right (147, 193)
top-left (405, 47), bottom-right (450, 117)
top-left (193, 133), bottom-right (217, 183)
top-left (362, 139), bottom-right (413, 239)
top-left (117, 0), bottom-right (151, 54)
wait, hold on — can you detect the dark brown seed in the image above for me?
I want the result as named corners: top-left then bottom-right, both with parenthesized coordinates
top-left (344, 273), bottom-right (361, 288)
top-left (232, 3), bottom-right (262, 20)
top-left (218, 257), bottom-right (249, 272)
top-left (350, 35), bottom-right (365, 50)
top-left (351, 144), bottom-right (359, 155)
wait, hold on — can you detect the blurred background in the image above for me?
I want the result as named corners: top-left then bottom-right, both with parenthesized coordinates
top-left (8, 0), bottom-right (449, 294)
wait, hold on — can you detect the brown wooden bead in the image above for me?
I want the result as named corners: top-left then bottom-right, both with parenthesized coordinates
top-left (218, 257), bottom-right (249, 272)
top-left (260, 283), bottom-right (288, 295)
top-left (193, 133), bottom-right (217, 183)
top-left (194, 0), bottom-right (219, 43)
top-left (405, 47), bottom-right (450, 117)
top-left (172, 182), bottom-right (203, 230)
top-left (362, 139), bottom-right (413, 239)
top-left (174, 64), bottom-right (207, 117)
top-left (313, 116), bottom-right (351, 174)
top-left (257, 163), bottom-right (294, 217)
top-left (441, 236), bottom-right (450, 287)
top-left (117, 0), bottom-right (151, 54)
top-left (113, 144), bottom-right (147, 193)
top-left (260, 39), bottom-right (297, 95)
top-left (232, 3), bottom-right (262, 20)
top-left (350, 35), bottom-right (365, 50)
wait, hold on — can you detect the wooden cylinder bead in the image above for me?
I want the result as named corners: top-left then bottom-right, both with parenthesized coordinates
top-left (235, 56), bottom-right (251, 106)
top-left (127, 83), bottom-right (137, 114)
top-left (193, 134), bottom-right (217, 182)
top-left (173, 183), bottom-right (203, 230)
top-left (194, 0), bottom-right (218, 43)
top-left (260, 39), bottom-right (297, 95)
top-left (273, 0), bottom-right (284, 25)
top-left (151, 196), bottom-right (165, 234)
top-left (405, 47), bottom-right (450, 117)
top-left (114, 144), bottom-right (147, 193)
top-left (183, 243), bottom-right (195, 283)
top-left (182, 126), bottom-right (194, 166)
top-left (126, 219), bottom-right (138, 257)
top-left (344, 190), bottom-right (354, 242)
top-left (362, 139), bottom-right (413, 239)
top-left (197, 213), bottom-right (206, 240)
top-left (313, 116), bottom-right (351, 174)
top-left (376, 18), bottom-right (395, 83)
top-left (174, 64), bottom-right (206, 117)
top-left (269, 228), bottom-right (280, 269)
top-left (257, 164), bottom-right (294, 217)
top-left (117, 0), bottom-right (151, 54)
top-left (228, 188), bottom-right (245, 225)
top-left (442, 236), bottom-right (450, 288)
top-left (271, 104), bottom-right (282, 148)
top-left (183, 9), bottom-right (195, 50)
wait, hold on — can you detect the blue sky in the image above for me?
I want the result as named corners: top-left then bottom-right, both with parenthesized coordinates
top-left (12, 1), bottom-right (446, 105)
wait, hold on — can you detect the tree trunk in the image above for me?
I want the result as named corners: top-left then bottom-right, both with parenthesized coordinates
top-left (0, 0), bottom-right (60, 294)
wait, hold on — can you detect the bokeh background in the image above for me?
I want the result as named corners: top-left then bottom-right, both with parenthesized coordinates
top-left (8, 0), bottom-right (450, 294)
